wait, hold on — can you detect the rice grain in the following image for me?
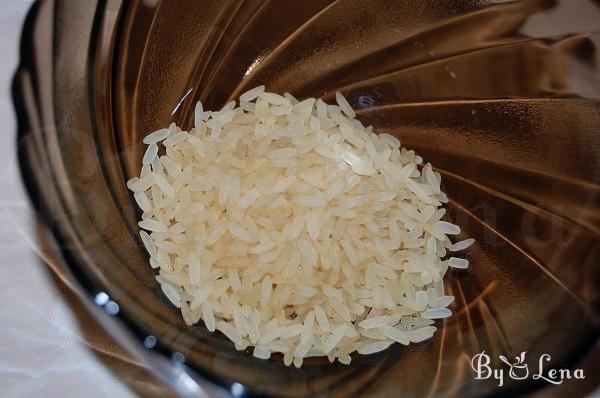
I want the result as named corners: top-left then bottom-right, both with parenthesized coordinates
top-left (127, 88), bottom-right (473, 366)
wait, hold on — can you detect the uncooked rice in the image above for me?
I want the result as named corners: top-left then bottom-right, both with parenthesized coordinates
top-left (128, 87), bottom-right (473, 367)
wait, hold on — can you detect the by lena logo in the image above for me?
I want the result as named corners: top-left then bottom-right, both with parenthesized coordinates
top-left (471, 351), bottom-right (585, 387)
top-left (499, 352), bottom-right (528, 380)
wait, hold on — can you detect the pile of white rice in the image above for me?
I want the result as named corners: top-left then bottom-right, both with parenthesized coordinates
top-left (127, 87), bottom-right (473, 367)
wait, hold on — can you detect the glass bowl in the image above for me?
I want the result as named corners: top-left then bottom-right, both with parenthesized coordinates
top-left (13, 0), bottom-right (600, 397)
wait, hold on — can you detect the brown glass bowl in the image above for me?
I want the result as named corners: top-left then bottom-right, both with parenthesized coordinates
top-left (13, 0), bottom-right (600, 397)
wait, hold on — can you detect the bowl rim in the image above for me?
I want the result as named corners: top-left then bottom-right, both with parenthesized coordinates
top-left (11, 2), bottom-right (234, 397)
